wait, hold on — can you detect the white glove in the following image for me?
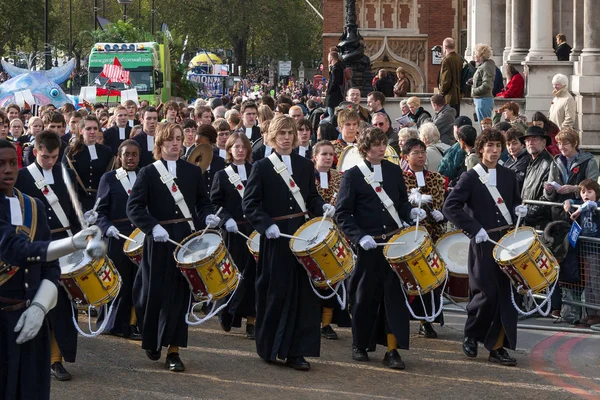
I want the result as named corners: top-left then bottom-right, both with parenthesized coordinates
top-left (72, 226), bottom-right (102, 249)
top-left (431, 210), bottom-right (444, 222)
top-left (225, 218), bottom-right (239, 233)
top-left (515, 205), bottom-right (528, 218)
top-left (410, 208), bottom-right (427, 221)
top-left (359, 235), bottom-right (377, 250)
top-left (14, 280), bottom-right (58, 344)
top-left (265, 224), bottom-right (280, 239)
top-left (475, 228), bottom-right (489, 244)
top-left (106, 226), bottom-right (120, 239)
top-left (322, 204), bottom-right (336, 218)
top-left (402, 220), bottom-right (410, 228)
top-left (83, 210), bottom-right (98, 225)
top-left (580, 200), bottom-right (598, 211)
top-left (152, 224), bottom-right (169, 242)
top-left (206, 214), bottom-right (221, 228)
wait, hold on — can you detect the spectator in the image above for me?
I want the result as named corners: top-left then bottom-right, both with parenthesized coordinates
top-left (495, 64), bottom-right (525, 98)
top-left (407, 96), bottom-right (432, 129)
top-left (372, 112), bottom-right (399, 155)
top-left (396, 99), bottom-right (412, 128)
top-left (438, 37), bottom-right (463, 116)
top-left (373, 69), bottom-right (394, 97)
top-left (324, 51), bottom-right (345, 119)
top-left (397, 127), bottom-right (419, 171)
top-left (366, 91), bottom-right (387, 115)
top-left (394, 67), bottom-right (410, 98)
top-left (549, 73), bottom-right (577, 130)
top-left (480, 117), bottom-right (493, 130)
top-left (471, 43), bottom-right (496, 125)
top-left (430, 94), bottom-right (457, 145)
top-left (503, 128), bottom-right (531, 192)
top-left (555, 33), bottom-right (572, 61)
top-left (492, 102), bottom-right (527, 133)
top-left (457, 125), bottom-right (479, 172)
top-left (438, 116), bottom-right (473, 182)
top-left (531, 111), bottom-right (560, 156)
top-left (345, 87), bottom-right (371, 123)
top-left (419, 122), bottom-right (450, 172)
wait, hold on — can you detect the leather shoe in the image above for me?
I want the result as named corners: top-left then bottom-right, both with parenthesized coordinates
top-left (382, 350), bottom-right (405, 370)
top-left (488, 348), bottom-right (517, 366)
top-left (146, 349), bottom-right (161, 361)
top-left (418, 322), bottom-right (438, 338)
top-left (321, 325), bottom-right (338, 340)
top-left (352, 347), bottom-right (369, 362)
top-left (462, 337), bottom-right (478, 358)
top-left (165, 352), bottom-right (185, 372)
top-left (219, 313), bottom-right (233, 332)
top-left (51, 362), bottom-right (72, 381)
top-left (286, 356), bottom-right (310, 371)
top-left (128, 325), bottom-right (142, 341)
top-left (246, 324), bottom-right (255, 340)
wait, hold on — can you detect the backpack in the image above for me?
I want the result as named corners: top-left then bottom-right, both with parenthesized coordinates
top-left (460, 62), bottom-right (476, 97)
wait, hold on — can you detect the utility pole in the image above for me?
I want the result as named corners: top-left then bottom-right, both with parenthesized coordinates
top-left (45, 0), bottom-right (52, 70)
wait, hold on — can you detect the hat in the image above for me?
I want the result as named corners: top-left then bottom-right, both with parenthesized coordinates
top-left (208, 97), bottom-right (223, 109)
top-left (454, 115), bottom-right (472, 128)
top-left (519, 125), bottom-right (551, 146)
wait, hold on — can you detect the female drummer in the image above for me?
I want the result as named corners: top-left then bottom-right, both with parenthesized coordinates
top-left (402, 138), bottom-right (448, 339)
top-left (95, 139), bottom-right (142, 339)
top-left (210, 132), bottom-right (257, 339)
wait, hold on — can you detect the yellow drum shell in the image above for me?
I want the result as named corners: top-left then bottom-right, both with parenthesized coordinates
top-left (60, 255), bottom-right (122, 308)
top-left (247, 230), bottom-right (260, 262)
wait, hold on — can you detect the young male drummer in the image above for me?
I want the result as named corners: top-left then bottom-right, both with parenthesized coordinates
top-left (95, 139), bottom-right (142, 339)
top-left (15, 131), bottom-right (82, 381)
top-left (331, 108), bottom-right (360, 167)
top-left (335, 127), bottom-right (425, 370)
top-left (0, 139), bottom-right (101, 399)
top-left (243, 115), bottom-right (334, 371)
top-left (443, 128), bottom-right (527, 366)
top-left (127, 122), bottom-right (220, 372)
top-left (210, 132), bottom-right (256, 339)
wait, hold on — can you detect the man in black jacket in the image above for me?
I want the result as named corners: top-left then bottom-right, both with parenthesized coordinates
top-left (324, 51), bottom-right (345, 121)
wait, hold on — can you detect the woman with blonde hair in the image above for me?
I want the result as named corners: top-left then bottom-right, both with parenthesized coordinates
top-left (407, 96), bottom-right (432, 129)
top-left (471, 43), bottom-right (496, 124)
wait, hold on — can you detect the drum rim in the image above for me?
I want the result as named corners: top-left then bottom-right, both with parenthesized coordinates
top-left (383, 225), bottom-right (429, 260)
top-left (124, 227), bottom-right (145, 254)
top-left (493, 226), bottom-right (537, 262)
top-left (290, 217), bottom-right (336, 253)
top-left (247, 230), bottom-right (260, 253)
top-left (173, 229), bottom-right (224, 266)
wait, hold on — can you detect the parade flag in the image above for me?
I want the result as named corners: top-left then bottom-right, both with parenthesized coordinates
top-left (100, 57), bottom-right (130, 84)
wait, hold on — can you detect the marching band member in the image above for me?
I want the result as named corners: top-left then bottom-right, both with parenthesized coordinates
top-left (402, 137), bottom-right (448, 339)
top-left (62, 116), bottom-right (114, 212)
top-left (181, 118), bottom-right (198, 159)
top-left (126, 122), bottom-right (220, 373)
top-left (20, 116), bottom-right (44, 167)
top-left (243, 115), bottom-right (333, 371)
top-left (213, 118), bottom-right (231, 160)
top-left (0, 139), bottom-right (100, 399)
top-left (443, 128), bottom-right (525, 366)
top-left (15, 131), bottom-right (82, 381)
top-left (95, 139), bottom-right (142, 339)
top-left (210, 132), bottom-right (256, 339)
top-left (250, 119), bottom-right (272, 163)
top-left (131, 106), bottom-right (159, 168)
top-left (331, 108), bottom-right (360, 166)
top-left (195, 124), bottom-right (226, 197)
top-left (293, 119), bottom-right (313, 159)
top-left (335, 127), bottom-right (423, 370)
top-left (103, 106), bottom-right (132, 155)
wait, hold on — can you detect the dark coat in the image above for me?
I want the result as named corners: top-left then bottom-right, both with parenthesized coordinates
top-left (410, 107), bottom-right (432, 129)
top-left (374, 77), bottom-right (394, 97)
top-left (203, 151), bottom-right (226, 197)
top-left (504, 149), bottom-right (532, 193)
top-left (325, 62), bottom-right (345, 109)
top-left (236, 125), bottom-right (262, 144)
top-left (442, 163), bottom-right (521, 351)
top-left (292, 144), bottom-right (313, 160)
top-left (127, 159), bottom-right (213, 351)
top-left (131, 131), bottom-right (156, 168)
top-left (555, 43), bottom-right (572, 61)
top-left (521, 150), bottom-right (553, 230)
top-left (439, 51), bottom-right (463, 105)
top-left (0, 192), bottom-right (58, 400)
top-left (242, 152), bottom-right (325, 361)
top-left (335, 160), bottom-right (413, 350)
top-left (103, 125), bottom-right (132, 155)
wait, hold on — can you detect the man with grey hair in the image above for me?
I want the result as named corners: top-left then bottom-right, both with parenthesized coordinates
top-left (213, 105), bottom-right (226, 120)
top-left (548, 74), bottom-right (576, 130)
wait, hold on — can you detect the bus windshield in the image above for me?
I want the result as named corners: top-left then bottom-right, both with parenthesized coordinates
top-left (89, 68), bottom-right (154, 94)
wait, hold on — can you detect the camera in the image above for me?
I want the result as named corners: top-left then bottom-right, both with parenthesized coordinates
top-left (431, 45), bottom-right (442, 52)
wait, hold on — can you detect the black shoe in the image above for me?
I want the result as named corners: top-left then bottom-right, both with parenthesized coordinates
top-left (146, 349), bottom-right (161, 361)
top-left (246, 324), bottom-right (255, 340)
top-left (321, 325), bottom-right (338, 340)
top-left (418, 322), bottom-right (438, 339)
top-left (219, 314), bottom-right (233, 332)
top-left (462, 337), bottom-right (478, 358)
top-left (165, 352), bottom-right (185, 372)
top-left (51, 362), bottom-right (72, 381)
top-left (488, 348), bottom-right (517, 366)
top-left (285, 356), bottom-right (310, 371)
top-left (128, 325), bottom-right (142, 341)
top-left (382, 350), bottom-right (405, 370)
top-left (352, 347), bottom-right (369, 362)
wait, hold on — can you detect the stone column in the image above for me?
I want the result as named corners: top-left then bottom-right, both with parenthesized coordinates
top-left (507, 0), bottom-right (530, 62)
top-left (578, 0), bottom-right (600, 71)
top-left (570, 0), bottom-right (584, 61)
top-left (464, 0), bottom-right (472, 60)
top-left (471, 0), bottom-right (493, 49)
top-left (526, 0), bottom-right (556, 60)
top-left (503, 0), bottom-right (512, 66)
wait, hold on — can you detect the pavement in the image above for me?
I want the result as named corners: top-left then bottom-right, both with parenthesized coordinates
top-left (50, 309), bottom-right (600, 400)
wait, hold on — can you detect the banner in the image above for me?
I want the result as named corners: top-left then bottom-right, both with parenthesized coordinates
top-left (187, 74), bottom-right (223, 97)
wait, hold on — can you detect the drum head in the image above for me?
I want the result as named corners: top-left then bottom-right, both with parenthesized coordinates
top-left (126, 230), bottom-right (145, 252)
top-left (176, 232), bottom-right (221, 263)
top-left (248, 231), bottom-right (260, 252)
top-left (290, 219), bottom-right (334, 252)
top-left (496, 228), bottom-right (535, 261)
top-left (385, 228), bottom-right (427, 258)
top-left (60, 250), bottom-right (91, 274)
top-left (436, 231), bottom-right (469, 275)
top-left (337, 146), bottom-right (362, 172)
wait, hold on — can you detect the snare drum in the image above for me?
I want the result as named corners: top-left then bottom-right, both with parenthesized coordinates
top-left (123, 228), bottom-right (145, 266)
top-left (493, 227), bottom-right (559, 295)
top-left (384, 226), bottom-right (446, 296)
top-left (174, 230), bottom-right (239, 302)
top-left (290, 218), bottom-right (354, 289)
top-left (59, 251), bottom-right (121, 308)
top-left (247, 231), bottom-right (260, 262)
top-left (436, 231), bottom-right (470, 302)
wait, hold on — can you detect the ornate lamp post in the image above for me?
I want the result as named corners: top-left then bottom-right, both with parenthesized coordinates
top-left (117, 0), bottom-right (133, 22)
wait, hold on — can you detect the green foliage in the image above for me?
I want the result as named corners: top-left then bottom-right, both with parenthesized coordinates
top-left (90, 20), bottom-right (154, 43)
top-left (171, 62), bottom-right (200, 99)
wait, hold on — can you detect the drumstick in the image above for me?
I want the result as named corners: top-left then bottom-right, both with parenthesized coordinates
top-left (117, 233), bottom-right (137, 243)
top-left (198, 207), bottom-right (224, 241)
top-left (513, 215), bottom-right (522, 239)
top-left (237, 231), bottom-right (259, 248)
top-left (91, 197), bottom-right (101, 214)
top-left (279, 233), bottom-right (309, 241)
top-left (487, 238), bottom-right (517, 256)
top-left (375, 242), bottom-right (406, 246)
top-left (167, 238), bottom-right (194, 253)
top-left (414, 198), bottom-right (422, 242)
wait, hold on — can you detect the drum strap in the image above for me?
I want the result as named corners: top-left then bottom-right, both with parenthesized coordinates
top-left (357, 161), bottom-right (403, 229)
top-left (224, 166), bottom-right (244, 198)
top-left (115, 167), bottom-right (133, 196)
top-left (473, 164), bottom-right (513, 225)
top-left (26, 164), bottom-right (72, 236)
top-left (267, 153), bottom-right (308, 218)
top-left (152, 161), bottom-right (196, 231)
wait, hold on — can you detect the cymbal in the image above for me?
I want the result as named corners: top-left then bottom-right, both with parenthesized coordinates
top-left (186, 143), bottom-right (214, 173)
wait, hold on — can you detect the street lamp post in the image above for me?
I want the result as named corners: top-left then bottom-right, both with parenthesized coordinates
top-left (117, 0), bottom-right (133, 22)
top-left (44, 0), bottom-right (51, 70)
top-left (151, 0), bottom-right (155, 34)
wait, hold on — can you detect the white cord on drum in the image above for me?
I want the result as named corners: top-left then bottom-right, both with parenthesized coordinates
top-left (70, 285), bottom-right (120, 338)
top-left (309, 278), bottom-right (347, 308)
top-left (185, 274), bottom-right (243, 326)
top-left (400, 270), bottom-right (447, 323)
top-left (509, 273), bottom-right (558, 317)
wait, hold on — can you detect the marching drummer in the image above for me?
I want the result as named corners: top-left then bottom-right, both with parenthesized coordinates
top-left (331, 108), bottom-right (360, 167)
top-left (242, 115), bottom-right (334, 371)
top-left (335, 127), bottom-right (424, 370)
top-left (126, 122), bottom-right (221, 373)
top-left (210, 132), bottom-right (257, 339)
top-left (443, 128), bottom-right (526, 366)
top-left (94, 139), bottom-right (142, 340)
top-left (312, 140), bottom-right (350, 340)
top-left (195, 124), bottom-right (226, 197)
